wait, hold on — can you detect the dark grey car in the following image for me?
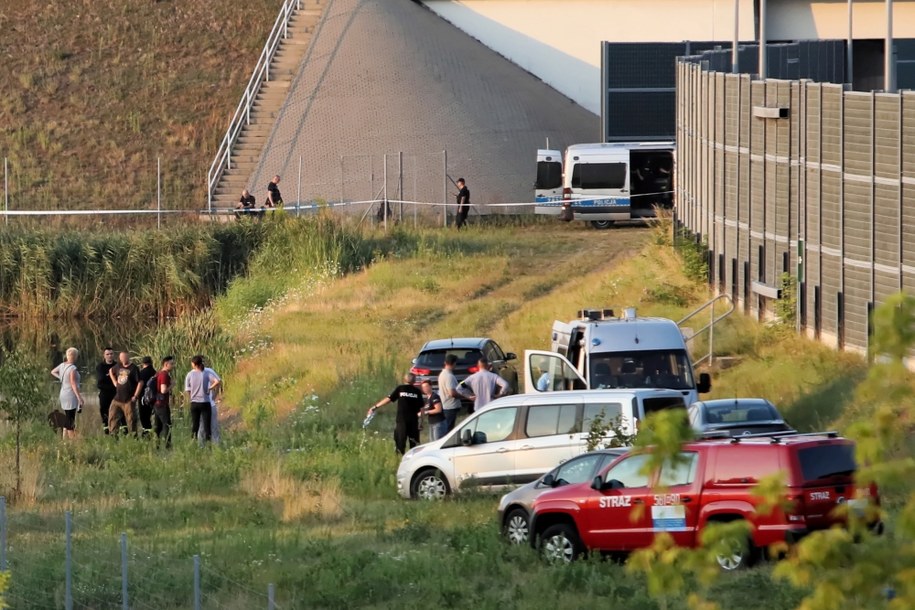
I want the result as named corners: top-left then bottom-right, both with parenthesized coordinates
top-left (410, 337), bottom-right (519, 395)
top-left (497, 448), bottom-right (627, 545)
top-left (689, 398), bottom-right (794, 437)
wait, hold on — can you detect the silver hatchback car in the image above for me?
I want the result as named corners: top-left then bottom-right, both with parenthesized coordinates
top-left (497, 448), bottom-right (627, 545)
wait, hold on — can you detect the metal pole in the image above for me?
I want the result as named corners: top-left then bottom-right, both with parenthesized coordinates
top-left (0, 496), bottom-right (6, 570)
top-left (413, 156), bottom-right (418, 228)
top-left (758, 0), bottom-right (767, 79)
top-left (398, 151), bottom-right (404, 222)
top-left (4, 157), bottom-right (8, 225)
top-left (340, 155), bottom-right (344, 205)
top-left (65, 512), bottom-right (73, 610)
top-left (732, 0), bottom-right (740, 73)
top-left (193, 555), bottom-right (201, 610)
top-left (442, 150), bottom-right (448, 228)
top-left (383, 153), bottom-right (388, 231)
top-left (120, 533), bottom-right (128, 610)
top-left (885, 0), bottom-right (895, 92)
top-left (847, 0), bottom-right (854, 86)
top-left (709, 300), bottom-right (715, 366)
top-left (268, 583), bottom-right (276, 610)
top-left (157, 157), bottom-right (161, 230)
top-left (297, 155), bottom-right (302, 211)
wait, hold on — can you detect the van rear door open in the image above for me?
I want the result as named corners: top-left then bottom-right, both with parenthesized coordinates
top-left (534, 149), bottom-right (563, 209)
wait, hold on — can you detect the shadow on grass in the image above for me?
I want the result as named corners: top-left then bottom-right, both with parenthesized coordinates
top-left (782, 371), bottom-right (867, 432)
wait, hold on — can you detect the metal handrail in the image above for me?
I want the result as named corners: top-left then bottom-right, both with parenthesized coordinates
top-left (206, 0), bottom-right (303, 212)
top-left (678, 293), bottom-right (735, 367)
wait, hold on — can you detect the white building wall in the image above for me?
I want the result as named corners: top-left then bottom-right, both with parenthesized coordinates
top-left (423, 0), bottom-right (756, 114)
top-left (424, 0), bottom-right (915, 113)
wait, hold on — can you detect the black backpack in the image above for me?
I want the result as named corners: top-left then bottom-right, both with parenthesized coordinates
top-left (142, 375), bottom-right (157, 407)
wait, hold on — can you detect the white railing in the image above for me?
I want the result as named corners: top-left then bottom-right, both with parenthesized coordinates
top-left (206, 0), bottom-right (303, 212)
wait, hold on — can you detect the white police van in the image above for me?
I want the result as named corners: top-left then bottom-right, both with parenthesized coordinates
top-left (396, 388), bottom-right (686, 500)
top-left (525, 307), bottom-right (711, 405)
top-left (534, 142), bottom-right (674, 229)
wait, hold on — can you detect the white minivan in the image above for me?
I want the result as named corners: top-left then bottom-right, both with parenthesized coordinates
top-left (395, 388), bottom-right (686, 500)
top-left (534, 142), bottom-right (674, 229)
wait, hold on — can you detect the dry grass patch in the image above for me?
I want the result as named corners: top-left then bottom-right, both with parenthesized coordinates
top-left (0, 450), bottom-right (45, 508)
top-left (239, 460), bottom-right (343, 523)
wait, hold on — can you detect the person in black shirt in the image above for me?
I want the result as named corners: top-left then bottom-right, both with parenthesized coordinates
top-left (266, 175), bottom-right (283, 208)
top-left (369, 372), bottom-right (423, 454)
top-left (107, 351), bottom-right (141, 435)
top-left (236, 189), bottom-right (256, 212)
top-left (96, 347), bottom-right (117, 434)
top-left (455, 178), bottom-right (470, 229)
top-left (137, 356), bottom-right (157, 435)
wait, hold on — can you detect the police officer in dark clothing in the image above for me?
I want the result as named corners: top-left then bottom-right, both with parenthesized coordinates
top-left (455, 178), bottom-right (470, 229)
top-left (96, 347), bottom-right (117, 434)
top-left (369, 372), bottom-right (423, 454)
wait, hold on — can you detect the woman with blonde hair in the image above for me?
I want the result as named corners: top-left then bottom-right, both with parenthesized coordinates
top-left (51, 347), bottom-right (84, 439)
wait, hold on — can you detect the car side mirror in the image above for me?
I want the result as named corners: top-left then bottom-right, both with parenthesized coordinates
top-left (697, 372), bottom-right (711, 394)
top-left (461, 429), bottom-right (473, 446)
top-left (542, 473), bottom-right (555, 487)
top-left (506, 352), bottom-right (517, 361)
top-left (591, 475), bottom-right (603, 490)
top-left (411, 358), bottom-right (417, 365)
top-left (607, 479), bottom-right (625, 490)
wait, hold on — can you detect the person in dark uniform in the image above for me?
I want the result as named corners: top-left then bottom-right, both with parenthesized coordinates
top-left (96, 347), bottom-right (117, 434)
top-left (266, 175), bottom-right (283, 208)
top-left (137, 356), bottom-right (157, 436)
top-left (369, 372), bottom-right (423, 454)
top-left (455, 178), bottom-right (470, 229)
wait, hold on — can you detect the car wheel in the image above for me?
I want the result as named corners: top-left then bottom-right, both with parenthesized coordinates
top-left (411, 468), bottom-right (450, 500)
top-left (715, 535), bottom-right (754, 571)
top-left (504, 508), bottom-right (530, 545)
top-left (540, 523), bottom-right (584, 564)
top-left (591, 220), bottom-right (614, 230)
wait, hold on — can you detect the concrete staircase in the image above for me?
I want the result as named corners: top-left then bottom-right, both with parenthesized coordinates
top-left (211, 0), bottom-right (324, 209)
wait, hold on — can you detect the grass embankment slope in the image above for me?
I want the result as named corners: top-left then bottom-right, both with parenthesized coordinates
top-left (4, 220), bottom-right (871, 609)
top-left (0, 0), bottom-right (281, 213)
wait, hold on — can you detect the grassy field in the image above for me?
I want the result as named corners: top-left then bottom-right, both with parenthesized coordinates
top-left (0, 0), bottom-right (282, 214)
top-left (0, 219), bottom-right (874, 609)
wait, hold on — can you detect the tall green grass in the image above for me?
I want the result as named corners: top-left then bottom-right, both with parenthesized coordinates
top-left (0, 222), bottom-right (267, 318)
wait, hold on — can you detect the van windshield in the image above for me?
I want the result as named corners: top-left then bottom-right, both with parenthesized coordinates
top-left (589, 350), bottom-right (694, 390)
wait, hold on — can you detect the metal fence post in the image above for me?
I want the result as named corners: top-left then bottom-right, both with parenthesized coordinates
top-left (267, 583), bottom-right (276, 610)
top-left (157, 157), bottom-right (162, 230)
top-left (194, 554), bottom-right (201, 610)
top-left (398, 151), bottom-right (404, 221)
top-left (3, 157), bottom-right (8, 225)
top-left (442, 150), bottom-right (448, 228)
top-left (383, 153), bottom-right (388, 231)
top-left (120, 533), bottom-right (128, 610)
top-left (297, 155), bottom-right (302, 212)
top-left (0, 496), bottom-right (6, 571)
top-left (65, 511), bottom-right (73, 610)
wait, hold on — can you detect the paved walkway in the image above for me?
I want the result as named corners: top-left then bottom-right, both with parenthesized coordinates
top-left (246, 0), bottom-right (597, 209)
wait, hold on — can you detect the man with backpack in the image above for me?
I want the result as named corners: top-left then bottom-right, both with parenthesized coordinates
top-left (137, 356), bottom-right (157, 437)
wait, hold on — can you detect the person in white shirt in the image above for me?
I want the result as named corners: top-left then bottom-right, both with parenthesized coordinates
top-left (437, 354), bottom-right (463, 431)
top-left (197, 363), bottom-right (223, 444)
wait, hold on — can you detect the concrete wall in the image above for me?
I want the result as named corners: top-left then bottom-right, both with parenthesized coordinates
top-left (676, 59), bottom-right (915, 354)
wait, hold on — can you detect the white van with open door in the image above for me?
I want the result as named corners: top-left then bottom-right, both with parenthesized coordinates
top-left (534, 142), bottom-right (674, 229)
top-left (525, 307), bottom-right (711, 405)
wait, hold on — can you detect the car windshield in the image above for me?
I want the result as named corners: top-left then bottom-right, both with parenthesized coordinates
top-left (416, 349), bottom-right (483, 369)
top-left (705, 402), bottom-right (780, 425)
top-left (589, 349), bottom-right (694, 390)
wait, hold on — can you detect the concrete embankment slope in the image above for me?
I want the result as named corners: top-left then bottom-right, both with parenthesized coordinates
top-left (247, 0), bottom-right (597, 208)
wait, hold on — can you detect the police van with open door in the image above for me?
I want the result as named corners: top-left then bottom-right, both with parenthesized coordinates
top-left (534, 142), bottom-right (674, 229)
top-left (525, 307), bottom-right (710, 405)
